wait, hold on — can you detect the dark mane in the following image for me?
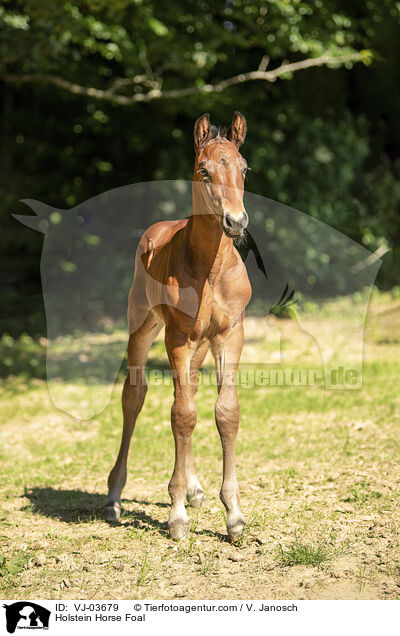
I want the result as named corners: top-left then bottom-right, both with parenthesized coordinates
top-left (210, 124), bottom-right (227, 140)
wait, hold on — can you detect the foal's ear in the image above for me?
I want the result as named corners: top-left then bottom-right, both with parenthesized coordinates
top-left (194, 113), bottom-right (211, 151)
top-left (228, 111), bottom-right (247, 147)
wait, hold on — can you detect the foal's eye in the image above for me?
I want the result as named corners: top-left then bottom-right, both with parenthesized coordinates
top-left (198, 168), bottom-right (209, 179)
top-left (243, 166), bottom-right (251, 178)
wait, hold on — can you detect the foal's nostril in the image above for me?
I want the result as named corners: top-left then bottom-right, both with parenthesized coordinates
top-left (223, 211), bottom-right (248, 236)
top-left (241, 211), bottom-right (249, 228)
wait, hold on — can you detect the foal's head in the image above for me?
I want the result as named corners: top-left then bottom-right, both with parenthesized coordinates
top-left (193, 112), bottom-right (249, 238)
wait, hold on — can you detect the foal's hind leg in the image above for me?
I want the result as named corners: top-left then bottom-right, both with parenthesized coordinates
top-left (104, 313), bottom-right (161, 521)
top-left (185, 339), bottom-right (208, 508)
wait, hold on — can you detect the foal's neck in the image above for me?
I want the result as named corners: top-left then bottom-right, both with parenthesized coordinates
top-left (185, 205), bottom-right (234, 284)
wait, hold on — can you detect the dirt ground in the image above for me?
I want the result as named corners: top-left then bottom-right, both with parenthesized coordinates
top-left (0, 293), bottom-right (399, 600)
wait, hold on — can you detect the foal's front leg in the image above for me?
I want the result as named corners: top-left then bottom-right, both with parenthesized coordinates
top-left (165, 329), bottom-right (198, 540)
top-left (185, 339), bottom-right (209, 508)
top-left (211, 322), bottom-right (246, 541)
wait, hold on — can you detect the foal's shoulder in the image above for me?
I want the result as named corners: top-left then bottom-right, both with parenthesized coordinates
top-left (139, 219), bottom-right (188, 251)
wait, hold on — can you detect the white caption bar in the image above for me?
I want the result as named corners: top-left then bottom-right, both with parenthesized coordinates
top-left (2, 599), bottom-right (398, 636)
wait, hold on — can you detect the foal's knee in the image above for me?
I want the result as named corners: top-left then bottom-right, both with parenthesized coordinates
top-left (171, 399), bottom-right (197, 436)
top-left (215, 391), bottom-right (239, 436)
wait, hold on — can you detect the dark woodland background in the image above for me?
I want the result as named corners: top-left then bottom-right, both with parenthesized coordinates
top-left (1, 0), bottom-right (399, 336)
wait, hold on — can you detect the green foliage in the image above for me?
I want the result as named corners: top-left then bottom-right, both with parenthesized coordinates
top-left (0, 332), bottom-right (46, 378)
top-left (1, 1), bottom-right (400, 334)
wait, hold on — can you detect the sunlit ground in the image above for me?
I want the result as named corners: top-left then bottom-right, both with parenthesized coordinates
top-left (0, 289), bottom-right (399, 599)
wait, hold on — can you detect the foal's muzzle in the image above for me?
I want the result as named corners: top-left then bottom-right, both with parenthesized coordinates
top-left (222, 211), bottom-right (249, 238)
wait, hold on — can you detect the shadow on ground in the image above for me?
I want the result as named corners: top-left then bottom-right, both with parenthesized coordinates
top-left (23, 487), bottom-right (228, 541)
top-left (23, 487), bottom-right (107, 523)
top-left (0, 337), bottom-right (171, 383)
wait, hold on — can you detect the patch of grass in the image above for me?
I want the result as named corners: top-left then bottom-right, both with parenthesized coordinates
top-left (187, 509), bottom-right (201, 554)
top-left (238, 496), bottom-right (269, 546)
top-left (344, 481), bottom-right (383, 505)
top-left (136, 550), bottom-right (153, 586)
top-left (198, 549), bottom-right (219, 576)
top-left (273, 468), bottom-right (299, 494)
top-left (0, 552), bottom-right (32, 578)
top-left (275, 539), bottom-right (334, 567)
top-left (126, 527), bottom-right (147, 541)
top-left (136, 542), bottom-right (181, 586)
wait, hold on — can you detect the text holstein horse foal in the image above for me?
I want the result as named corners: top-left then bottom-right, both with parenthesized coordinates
top-left (105, 112), bottom-right (252, 541)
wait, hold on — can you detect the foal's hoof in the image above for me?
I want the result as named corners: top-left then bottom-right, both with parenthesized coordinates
top-left (169, 521), bottom-right (190, 541)
top-left (187, 488), bottom-right (206, 509)
top-left (103, 503), bottom-right (121, 522)
top-left (228, 521), bottom-right (246, 543)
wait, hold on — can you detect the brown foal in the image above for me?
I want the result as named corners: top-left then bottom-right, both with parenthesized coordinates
top-left (105, 112), bottom-right (252, 541)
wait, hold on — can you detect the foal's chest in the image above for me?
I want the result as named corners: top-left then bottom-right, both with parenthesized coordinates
top-left (189, 284), bottom-right (236, 341)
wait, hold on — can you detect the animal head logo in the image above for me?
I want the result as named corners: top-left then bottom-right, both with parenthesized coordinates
top-left (14, 182), bottom-right (381, 419)
top-left (3, 602), bottom-right (50, 633)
